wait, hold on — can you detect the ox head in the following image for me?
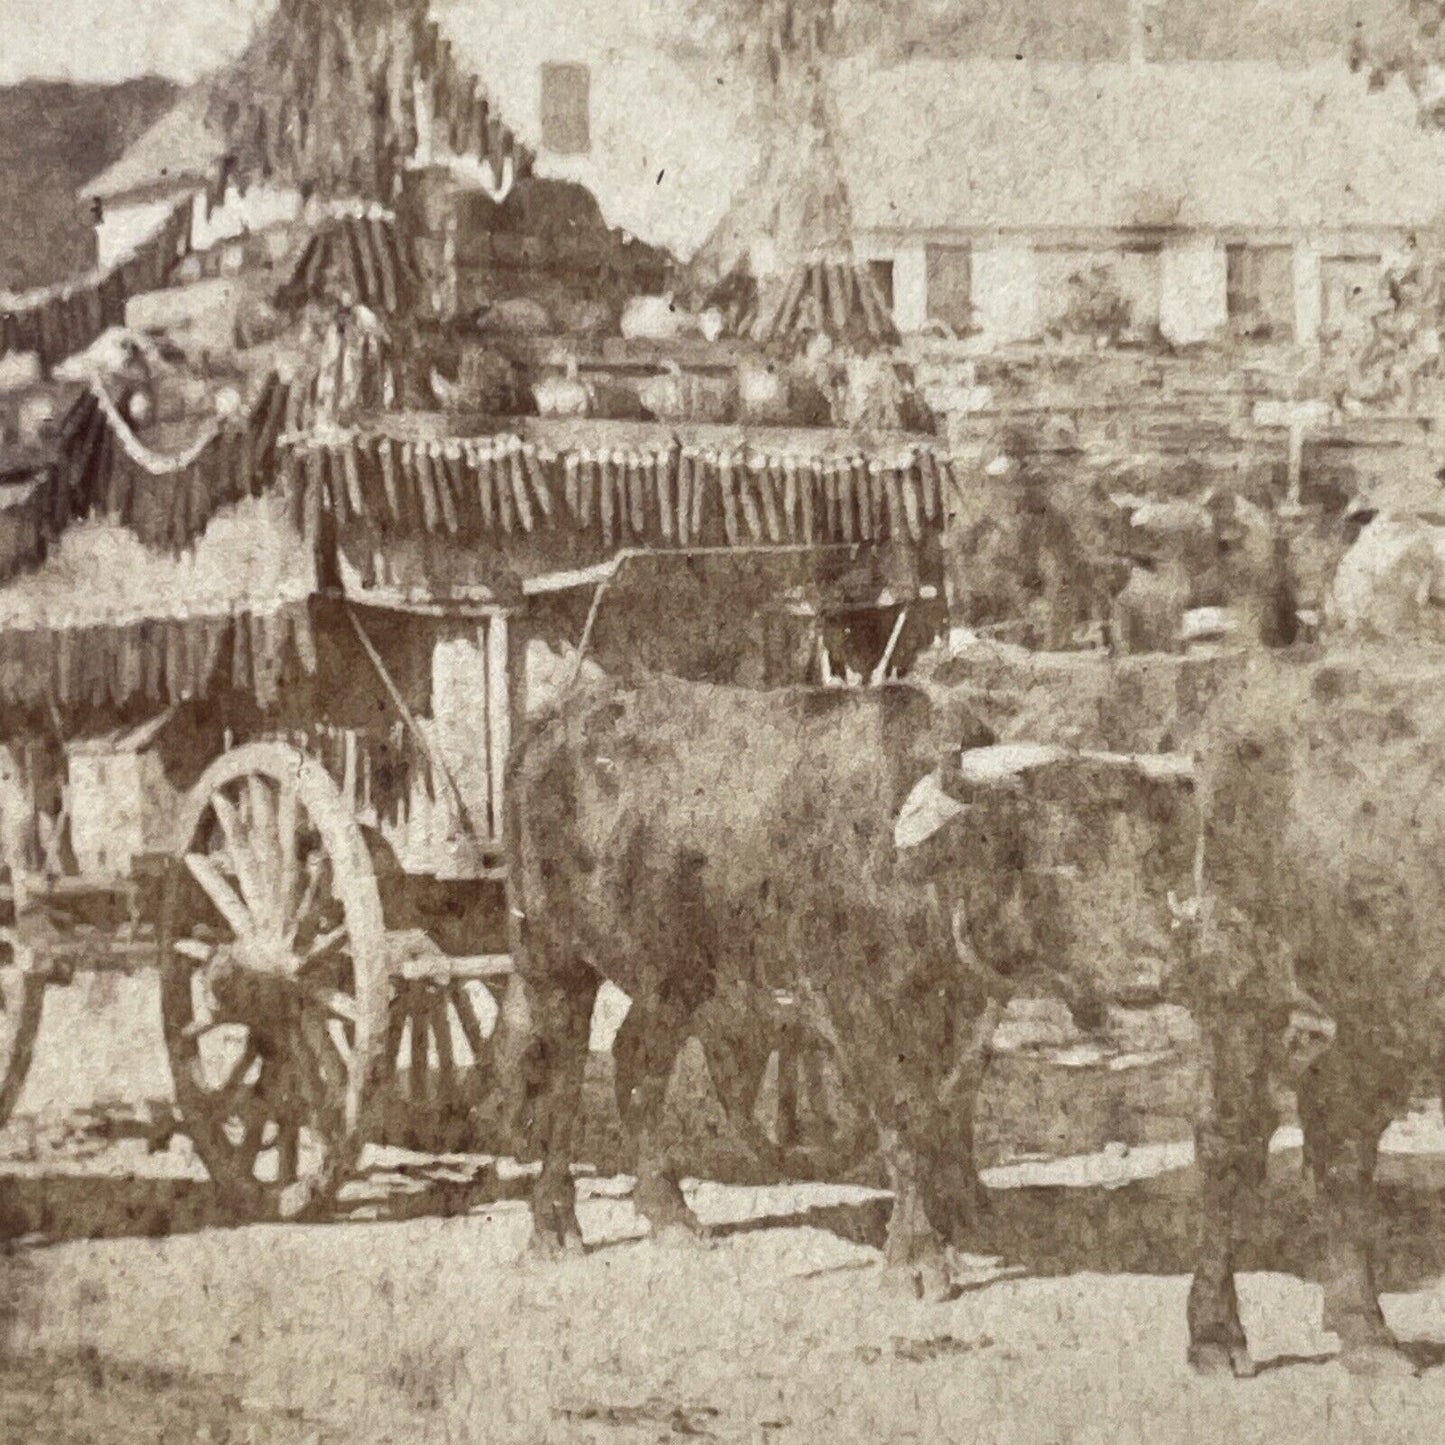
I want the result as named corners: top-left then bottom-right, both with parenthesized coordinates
top-left (894, 743), bottom-right (1200, 1024)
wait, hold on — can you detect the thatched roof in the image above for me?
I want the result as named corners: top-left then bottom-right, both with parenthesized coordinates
top-left (82, 89), bottom-right (225, 205)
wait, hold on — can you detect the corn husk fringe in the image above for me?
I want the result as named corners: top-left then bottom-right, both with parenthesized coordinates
top-left (279, 429), bottom-right (956, 549)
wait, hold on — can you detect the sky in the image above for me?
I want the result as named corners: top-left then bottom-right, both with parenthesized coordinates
top-left (0, 0), bottom-right (271, 85)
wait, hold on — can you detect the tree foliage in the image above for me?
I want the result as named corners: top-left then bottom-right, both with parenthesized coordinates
top-left (1349, 0), bottom-right (1445, 123)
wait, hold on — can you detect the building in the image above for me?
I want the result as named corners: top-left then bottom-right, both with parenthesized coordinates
top-left (81, 0), bottom-right (1445, 352)
top-left (83, 89), bottom-right (299, 270)
top-left (837, 57), bottom-right (1445, 349)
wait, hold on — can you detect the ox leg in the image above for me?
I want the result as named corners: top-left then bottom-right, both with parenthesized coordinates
top-left (877, 1123), bottom-right (954, 1302)
top-left (697, 1012), bottom-right (786, 1177)
top-left (1298, 1041), bottom-right (1414, 1377)
top-left (874, 1033), bottom-right (973, 1301)
top-left (1187, 1005), bottom-right (1278, 1377)
top-left (613, 1002), bottom-right (707, 1241)
top-left (522, 963), bottom-right (599, 1257)
top-left (824, 981), bottom-right (993, 1300)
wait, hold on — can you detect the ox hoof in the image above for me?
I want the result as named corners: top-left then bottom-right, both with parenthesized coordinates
top-left (652, 1221), bottom-right (711, 1251)
top-left (1188, 1343), bottom-right (1256, 1379)
top-left (634, 1175), bottom-right (704, 1238)
top-left (528, 1217), bottom-right (585, 1260)
top-left (881, 1253), bottom-right (953, 1304)
top-left (1338, 1344), bottom-right (1419, 1379)
top-left (529, 1230), bottom-right (585, 1261)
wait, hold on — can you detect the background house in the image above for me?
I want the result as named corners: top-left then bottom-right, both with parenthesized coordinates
top-left (433, 0), bottom-right (756, 265)
top-left (84, 89), bottom-right (301, 270)
top-left (838, 58), bottom-right (1445, 349)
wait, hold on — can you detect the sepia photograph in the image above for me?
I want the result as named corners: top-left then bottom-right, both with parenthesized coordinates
top-left (5, 0), bottom-right (1445, 1439)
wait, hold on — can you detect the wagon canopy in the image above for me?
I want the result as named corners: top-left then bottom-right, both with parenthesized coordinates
top-left (0, 491), bottom-right (318, 712)
top-left (0, 360), bottom-right (954, 714)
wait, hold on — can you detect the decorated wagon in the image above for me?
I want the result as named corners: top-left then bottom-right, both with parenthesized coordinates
top-left (0, 345), bottom-right (957, 1218)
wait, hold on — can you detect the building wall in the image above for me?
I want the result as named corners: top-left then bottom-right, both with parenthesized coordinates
top-left (192, 184), bottom-right (301, 252)
top-left (1293, 242), bottom-right (1323, 346)
top-left (97, 184), bottom-right (301, 273)
top-left (971, 241), bottom-right (1043, 342)
top-left (435, 0), bottom-right (757, 261)
top-left (1034, 245), bottom-right (1163, 339)
top-left (1160, 237), bottom-right (1228, 345)
top-left (95, 196), bottom-right (180, 270)
top-left (859, 226), bottom-right (1407, 354)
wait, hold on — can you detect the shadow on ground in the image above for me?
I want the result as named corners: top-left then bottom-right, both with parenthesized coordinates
top-left (10, 1146), bottom-right (1445, 1312)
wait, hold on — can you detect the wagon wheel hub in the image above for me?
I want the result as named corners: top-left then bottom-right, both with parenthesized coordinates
top-left (202, 943), bottom-right (306, 1035)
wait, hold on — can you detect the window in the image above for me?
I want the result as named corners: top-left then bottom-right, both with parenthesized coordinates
top-left (867, 259), bottom-right (895, 312)
top-left (1226, 244), bottom-right (1295, 342)
top-left (540, 62), bottom-right (590, 155)
top-left (925, 244), bottom-right (972, 333)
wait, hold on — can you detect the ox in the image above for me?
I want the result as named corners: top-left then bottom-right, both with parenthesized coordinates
top-left (913, 649), bottom-right (1445, 1378)
top-left (508, 660), bottom-right (1429, 1376)
top-left (506, 678), bottom-right (1008, 1297)
top-left (1159, 650), bottom-right (1445, 1378)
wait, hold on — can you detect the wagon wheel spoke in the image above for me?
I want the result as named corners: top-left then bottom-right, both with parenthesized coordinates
top-left (235, 1113), bottom-right (269, 1176)
top-left (182, 1014), bottom-right (242, 1043)
top-left (275, 1113), bottom-right (302, 1187)
top-left (428, 993), bottom-right (456, 1103)
top-left (408, 1004), bottom-right (431, 1101)
top-left (381, 985), bottom-right (408, 1070)
top-left (272, 1054), bottom-right (313, 1187)
top-left (295, 1014), bottom-right (348, 1137)
top-left (184, 853), bottom-right (252, 940)
top-left (774, 1041), bottom-right (801, 1150)
top-left (448, 982), bottom-right (489, 1068)
top-left (210, 791), bottom-right (268, 930)
top-left (215, 1039), bottom-right (264, 1104)
top-left (299, 983), bottom-right (358, 1024)
top-left (276, 784), bottom-right (301, 928)
top-left (304, 926), bottom-right (348, 964)
top-left (244, 775), bottom-right (281, 912)
top-left (286, 855), bottom-right (332, 951)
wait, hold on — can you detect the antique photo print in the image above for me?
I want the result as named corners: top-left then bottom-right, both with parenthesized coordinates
top-left (4, 1), bottom-right (1445, 1439)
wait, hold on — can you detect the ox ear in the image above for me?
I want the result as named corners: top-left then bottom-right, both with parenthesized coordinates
top-left (894, 770), bottom-right (967, 853)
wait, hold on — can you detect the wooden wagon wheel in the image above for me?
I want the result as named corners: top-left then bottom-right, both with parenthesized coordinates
top-left (750, 1021), bottom-right (874, 1181)
top-left (158, 742), bottom-right (389, 1221)
top-left (0, 957), bottom-right (43, 1129)
top-left (377, 966), bottom-right (524, 1155)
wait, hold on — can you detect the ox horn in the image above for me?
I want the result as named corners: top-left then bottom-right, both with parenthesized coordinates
top-left (894, 771), bottom-right (966, 852)
top-left (478, 153), bottom-right (515, 204)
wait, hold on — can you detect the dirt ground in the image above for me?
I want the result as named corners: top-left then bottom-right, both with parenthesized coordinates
top-left (5, 979), bottom-right (1445, 1441)
top-left (6, 1135), bottom-right (1445, 1444)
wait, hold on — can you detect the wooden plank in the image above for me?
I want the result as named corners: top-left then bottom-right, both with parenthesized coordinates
top-left (387, 949), bottom-right (515, 983)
